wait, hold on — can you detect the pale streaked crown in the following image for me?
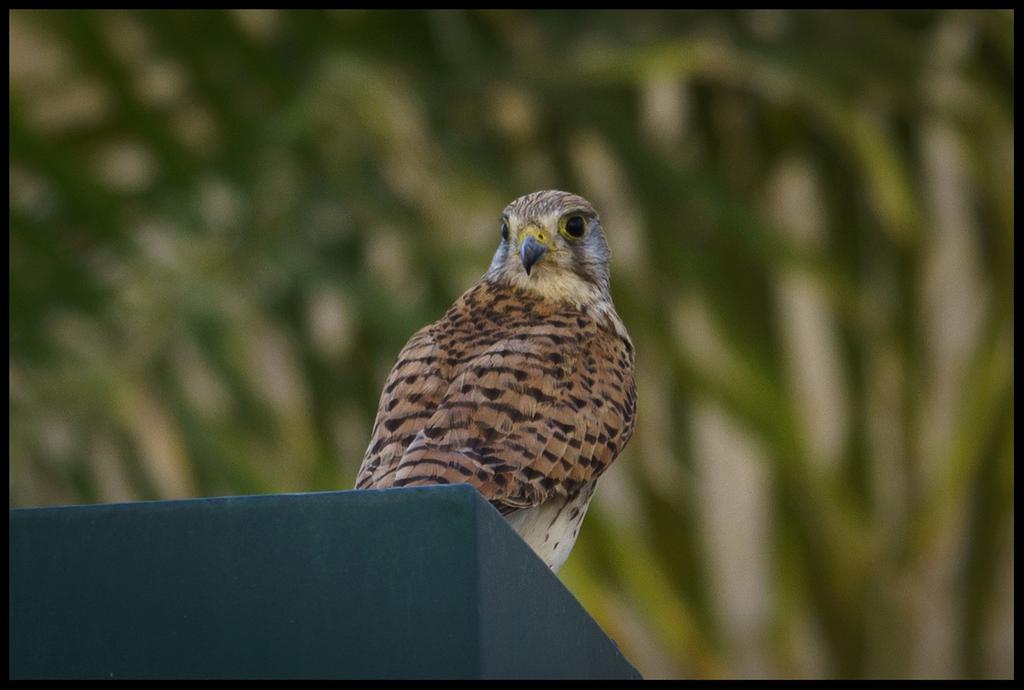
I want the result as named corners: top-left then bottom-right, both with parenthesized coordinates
top-left (502, 189), bottom-right (599, 222)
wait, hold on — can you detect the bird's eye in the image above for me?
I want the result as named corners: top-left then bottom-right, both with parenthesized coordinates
top-left (501, 221), bottom-right (509, 241)
top-left (562, 215), bottom-right (586, 240)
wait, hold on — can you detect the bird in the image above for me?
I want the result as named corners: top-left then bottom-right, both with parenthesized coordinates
top-left (355, 190), bottom-right (636, 572)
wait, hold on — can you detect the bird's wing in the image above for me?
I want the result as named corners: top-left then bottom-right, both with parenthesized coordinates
top-left (354, 325), bottom-right (452, 489)
top-left (388, 321), bottom-right (636, 514)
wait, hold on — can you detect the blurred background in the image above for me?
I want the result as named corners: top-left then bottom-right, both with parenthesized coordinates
top-left (9, 9), bottom-right (1013, 679)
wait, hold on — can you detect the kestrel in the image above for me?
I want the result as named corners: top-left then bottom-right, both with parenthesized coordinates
top-left (355, 190), bottom-right (636, 572)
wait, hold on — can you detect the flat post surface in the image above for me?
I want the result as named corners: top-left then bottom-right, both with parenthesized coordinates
top-left (9, 485), bottom-right (639, 679)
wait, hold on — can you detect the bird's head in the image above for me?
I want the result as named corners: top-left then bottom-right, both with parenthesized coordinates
top-left (485, 190), bottom-right (611, 306)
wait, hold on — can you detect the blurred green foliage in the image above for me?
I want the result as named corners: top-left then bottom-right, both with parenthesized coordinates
top-left (9, 9), bottom-right (1013, 679)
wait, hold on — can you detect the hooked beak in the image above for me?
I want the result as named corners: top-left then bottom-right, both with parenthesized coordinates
top-left (520, 235), bottom-right (548, 276)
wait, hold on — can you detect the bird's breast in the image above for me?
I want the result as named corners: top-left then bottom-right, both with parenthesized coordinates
top-left (503, 483), bottom-right (598, 573)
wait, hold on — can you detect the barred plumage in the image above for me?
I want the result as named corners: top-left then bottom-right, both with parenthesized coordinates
top-left (356, 190), bottom-right (636, 571)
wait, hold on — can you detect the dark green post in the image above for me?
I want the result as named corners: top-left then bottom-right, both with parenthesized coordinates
top-left (9, 484), bottom-right (639, 679)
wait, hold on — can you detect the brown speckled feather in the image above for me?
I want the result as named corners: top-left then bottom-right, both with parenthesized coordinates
top-left (356, 189), bottom-right (635, 571)
top-left (355, 279), bottom-right (636, 515)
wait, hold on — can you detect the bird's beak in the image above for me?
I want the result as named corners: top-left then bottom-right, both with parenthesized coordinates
top-left (519, 227), bottom-right (552, 276)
